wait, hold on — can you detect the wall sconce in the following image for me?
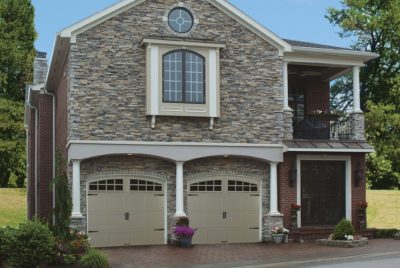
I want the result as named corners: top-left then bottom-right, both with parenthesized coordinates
top-left (354, 162), bottom-right (365, 187)
top-left (289, 161), bottom-right (297, 187)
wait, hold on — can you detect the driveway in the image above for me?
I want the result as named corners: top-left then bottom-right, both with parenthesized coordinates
top-left (102, 239), bottom-right (400, 268)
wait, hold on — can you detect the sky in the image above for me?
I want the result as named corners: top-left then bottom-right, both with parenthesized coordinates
top-left (32, 0), bottom-right (354, 58)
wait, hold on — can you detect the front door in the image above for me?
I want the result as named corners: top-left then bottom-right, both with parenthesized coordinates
top-left (301, 161), bottom-right (346, 226)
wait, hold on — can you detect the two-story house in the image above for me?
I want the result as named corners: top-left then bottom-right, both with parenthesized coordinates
top-left (25, 0), bottom-right (378, 247)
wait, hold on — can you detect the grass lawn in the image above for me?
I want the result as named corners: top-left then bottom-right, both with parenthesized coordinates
top-left (0, 188), bottom-right (26, 227)
top-left (367, 190), bottom-right (400, 229)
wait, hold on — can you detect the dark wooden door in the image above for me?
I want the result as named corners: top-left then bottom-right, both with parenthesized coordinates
top-left (301, 161), bottom-right (346, 226)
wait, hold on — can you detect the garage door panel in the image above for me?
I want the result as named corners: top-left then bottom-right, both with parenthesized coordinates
top-left (188, 178), bottom-right (260, 245)
top-left (88, 178), bottom-right (165, 247)
top-left (226, 228), bottom-right (259, 243)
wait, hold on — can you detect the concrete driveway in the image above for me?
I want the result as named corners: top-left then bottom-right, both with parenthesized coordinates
top-left (102, 239), bottom-right (400, 268)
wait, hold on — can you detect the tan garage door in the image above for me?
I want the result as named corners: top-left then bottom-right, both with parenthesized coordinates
top-left (188, 178), bottom-right (260, 244)
top-left (87, 178), bottom-right (165, 247)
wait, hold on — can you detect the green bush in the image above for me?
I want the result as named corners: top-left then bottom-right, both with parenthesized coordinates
top-left (374, 229), bottom-right (399, 238)
top-left (0, 228), bottom-right (7, 262)
top-left (2, 221), bottom-right (55, 268)
top-left (333, 219), bottom-right (355, 240)
top-left (79, 249), bottom-right (110, 268)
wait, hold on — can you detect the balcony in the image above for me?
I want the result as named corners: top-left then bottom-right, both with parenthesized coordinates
top-left (293, 114), bottom-right (352, 140)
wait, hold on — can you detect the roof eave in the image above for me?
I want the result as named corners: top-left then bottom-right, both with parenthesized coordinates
top-left (291, 46), bottom-right (379, 62)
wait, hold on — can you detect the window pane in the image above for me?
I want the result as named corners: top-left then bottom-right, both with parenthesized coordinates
top-left (163, 51), bottom-right (183, 102)
top-left (185, 52), bottom-right (204, 103)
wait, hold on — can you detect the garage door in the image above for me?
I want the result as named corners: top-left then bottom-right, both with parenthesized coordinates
top-left (87, 178), bottom-right (165, 247)
top-left (188, 177), bottom-right (260, 244)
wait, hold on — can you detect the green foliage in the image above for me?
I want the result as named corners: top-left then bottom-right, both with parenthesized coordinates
top-left (51, 151), bottom-right (72, 240)
top-left (1, 221), bottom-right (55, 268)
top-left (7, 172), bottom-right (18, 188)
top-left (374, 228), bottom-right (399, 238)
top-left (0, 0), bottom-right (36, 101)
top-left (366, 99), bottom-right (400, 189)
top-left (0, 98), bottom-right (25, 187)
top-left (79, 249), bottom-right (110, 268)
top-left (0, 228), bottom-right (6, 262)
top-left (333, 219), bottom-right (355, 240)
top-left (327, 0), bottom-right (400, 189)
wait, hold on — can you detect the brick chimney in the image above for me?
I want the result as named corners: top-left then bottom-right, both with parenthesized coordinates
top-left (33, 51), bottom-right (48, 84)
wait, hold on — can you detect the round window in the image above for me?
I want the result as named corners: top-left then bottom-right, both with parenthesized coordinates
top-left (168, 7), bottom-right (194, 33)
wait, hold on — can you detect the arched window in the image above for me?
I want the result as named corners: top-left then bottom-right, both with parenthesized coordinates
top-left (163, 50), bottom-right (205, 104)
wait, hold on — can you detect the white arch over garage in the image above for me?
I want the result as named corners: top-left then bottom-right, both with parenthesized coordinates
top-left (68, 140), bottom-right (284, 221)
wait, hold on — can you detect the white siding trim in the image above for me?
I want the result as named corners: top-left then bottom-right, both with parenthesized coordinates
top-left (150, 45), bottom-right (159, 115)
top-left (209, 49), bottom-right (218, 118)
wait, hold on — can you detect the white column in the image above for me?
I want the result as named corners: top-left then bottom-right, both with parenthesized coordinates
top-left (269, 162), bottom-right (281, 216)
top-left (283, 61), bottom-right (291, 110)
top-left (174, 161), bottom-right (186, 217)
top-left (71, 160), bottom-right (83, 218)
top-left (353, 66), bottom-right (362, 113)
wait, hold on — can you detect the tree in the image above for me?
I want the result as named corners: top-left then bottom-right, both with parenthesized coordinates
top-left (327, 0), bottom-right (400, 189)
top-left (0, 0), bottom-right (36, 101)
top-left (0, 98), bottom-right (25, 187)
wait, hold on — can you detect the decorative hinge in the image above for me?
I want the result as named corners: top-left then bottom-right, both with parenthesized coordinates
top-left (88, 231), bottom-right (99, 233)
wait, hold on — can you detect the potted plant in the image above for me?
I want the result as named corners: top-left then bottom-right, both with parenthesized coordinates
top-left (271, 227), bottom-right (289, 244)
top-left (290, 204), bottom-right (301, 229)
top-left (173, 226), bottom-right (196, 248)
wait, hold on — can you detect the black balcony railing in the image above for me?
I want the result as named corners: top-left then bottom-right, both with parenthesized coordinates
top-left (293, 115), bottom-right (352, 140)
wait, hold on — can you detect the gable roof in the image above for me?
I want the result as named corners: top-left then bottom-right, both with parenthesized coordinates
top-left (59, 0), bottom-right (291, 53)
top-left (284, 39), bottom-right (353, 51)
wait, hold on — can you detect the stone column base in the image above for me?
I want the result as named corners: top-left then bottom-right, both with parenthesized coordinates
top-left (263, 214), bottom-right (284, 241)
top-left (70, 216), bottom-right (86, 232)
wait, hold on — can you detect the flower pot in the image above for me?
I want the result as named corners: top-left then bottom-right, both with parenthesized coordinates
top-left (179, 236), bottom-right (193, 248)
top-left (272, 234), bottom-right (285, 244)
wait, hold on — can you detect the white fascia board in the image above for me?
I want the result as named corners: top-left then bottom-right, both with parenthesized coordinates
top-left (292, 46), bottom-right (379, 59)
top-left (285, 46), bottom-right (379, 66)
top-left (209, 0), bottom-right (292, 55)
top-left (286, 147), bottom-right (374, 153)
top-left (141, 38), bottom-right (226, 48)
top-left (67, 140), bottom-right (285, 149)
top-left (59, 0), bottom-right (146, 43)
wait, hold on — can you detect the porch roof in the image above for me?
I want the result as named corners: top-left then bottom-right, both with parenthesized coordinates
top-left (284, 140), bottom-right (374, 153)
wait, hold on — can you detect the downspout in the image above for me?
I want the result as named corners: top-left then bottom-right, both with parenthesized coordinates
top-left (41, 89), bottom-right (56, 224)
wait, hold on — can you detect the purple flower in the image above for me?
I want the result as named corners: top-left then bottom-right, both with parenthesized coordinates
top-left (174, 226), bottom-right (196, 237)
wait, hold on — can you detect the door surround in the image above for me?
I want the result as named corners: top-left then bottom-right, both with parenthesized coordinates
top-left (296, 155), bottom-right (352, 228)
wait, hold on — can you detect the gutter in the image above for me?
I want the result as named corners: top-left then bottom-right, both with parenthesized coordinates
top-left (291, 46), bottom-right (379, 60)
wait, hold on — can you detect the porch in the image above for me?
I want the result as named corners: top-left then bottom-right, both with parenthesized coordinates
top-left (283, 58), bottom-right (366, 141)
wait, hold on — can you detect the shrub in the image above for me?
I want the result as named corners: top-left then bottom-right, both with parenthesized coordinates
top-left (333, 219), bottom-right (355, 240)
top-left (0, 228), bottom-right (7, 263)
top-left (2, 221), bottom-right (55, 268)
top-left (79, 249), bottom-right (110, 268)
top-left (374, 229), bottom-right (399, 238)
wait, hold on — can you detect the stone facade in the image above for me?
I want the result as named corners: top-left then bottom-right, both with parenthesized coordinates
top-left (350, 112), bottom-right (365, 140)
top-left (283, 109), bottom-right (293, 140)
top-left (75, 155), bottom-right (274, 241)
top-left (33, 52), bottom-right (48, 84)
top-left (68, 0), bottom-right (284, 144)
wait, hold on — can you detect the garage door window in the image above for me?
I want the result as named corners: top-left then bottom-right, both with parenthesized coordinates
top-left (190, 180), bottom-right (222, 192)
top-left (228, 180), bottom-right (258, 192)
top-left (89, 179), bottom-right (124, 191)
top-left (130, 179), bottom-right (163, 192)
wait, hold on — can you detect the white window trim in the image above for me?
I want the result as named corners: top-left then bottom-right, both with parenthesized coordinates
top-left (144, 40), bottom-right (223, 128)
top-left (296, 155), bottom-right (352, 228)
